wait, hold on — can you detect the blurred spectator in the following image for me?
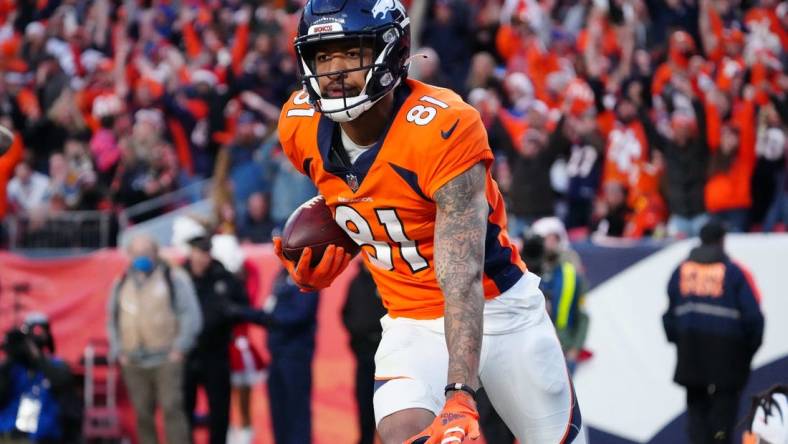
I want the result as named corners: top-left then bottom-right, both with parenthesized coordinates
top-left (706, 118), bottom-right (756, 232)
top-left (265, 268), bottom-right (319, 444)
top-left (224, 111), bottom-right (269, 209)
top-left (409, 47), bottom-right (451, 89)
top-left (651, 30), bottom-right (699, 101)
top-left (89, 94), bottom-right (124, 187)
top-left (28, 87), bottom-right (90, 174)
top-left (593, 181), bottom-right (631, 237)
top-left (237, 192), bottom-right (275, 244)
top-left (0, 122), bottom-right (23, 221)
top-left (233, 32), bottom-right (299, 108)
top-left (46, 153), bottom-right (77, 212)
top-left (20, 22), bottom-right (47, 71)
top-left (107, 234), bottom-right (201, 444)
top-left (658, 103), bottom-right (710, 238)
top-left (663, 222), bottom-right (764, 444)
top-left (62, 139), bottom-right (100, 210)
top-left (602, 96), bottom-right (650, 196)
top-left (267, 148), bottom-right (318, 229)
top-left (763, 153), bottom-right (788, 232)
top-left (651, 1), bottom-right (700, 50)
top-left (467, 87), bottom-right (519, 200)
top-left (214, 199), bottom-right (238, 235)
top-left (342, 264), bottom-right (386, 444)
top-left (467, 88), bottom-right (518, 163)
top-left (211, 234), bottom-right (267, 444)
top-left (531, 216), bottom-right (584, 274)
top-left (421, 0), bottom-right (473, 92)
top-left (46, 151), bottom-right (99, 212)
top-left (183, 235), bottom-right (253, 444)
top-left (755, 101), bottom-right (787, 231)
top-left (548, 113), bottom-right (604, 230)
top-left (0, 314), bottom-right (81, 444)
top-left (6, 160), bottom-right (50, 215)
top-left (111, 110), bottom-right (178, 216)
top-left (465, 51), bottom-right (498, 95)
top-left (507, 127), bottom-right (560, 237)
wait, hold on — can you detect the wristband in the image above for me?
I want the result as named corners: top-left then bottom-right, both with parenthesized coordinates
top-left (444, 383), bottom-right (477, 401)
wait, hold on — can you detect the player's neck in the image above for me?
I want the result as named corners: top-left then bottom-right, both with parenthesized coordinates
top-left (339, 93), bottom-right (395, 146)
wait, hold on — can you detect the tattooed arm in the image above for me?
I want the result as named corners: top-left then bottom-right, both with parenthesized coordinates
top-left (433, 162), bottom-right (488, 393)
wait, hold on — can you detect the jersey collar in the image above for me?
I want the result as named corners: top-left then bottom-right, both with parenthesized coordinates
top-left (316, 82), bottom-right (412, 192)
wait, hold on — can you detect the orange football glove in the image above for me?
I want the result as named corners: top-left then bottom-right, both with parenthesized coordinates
top-left (273, 237), bottom-right (352, 291)
top-left (406, 392), bottom-right (481, 444)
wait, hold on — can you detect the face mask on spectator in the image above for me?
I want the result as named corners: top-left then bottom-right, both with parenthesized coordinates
top-left (131, 256), bottom-right (155, 274)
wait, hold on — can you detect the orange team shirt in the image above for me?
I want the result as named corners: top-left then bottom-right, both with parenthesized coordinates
top-left (278, 79), bottom-right (526, 320)
top-left (602, 120), bottom-right (649, 189)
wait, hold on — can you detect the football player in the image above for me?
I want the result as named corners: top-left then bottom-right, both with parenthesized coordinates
top-left (273, 1), bottom-right (585, 443)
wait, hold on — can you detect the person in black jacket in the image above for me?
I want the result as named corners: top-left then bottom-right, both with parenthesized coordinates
top-left (650, 94), bottom-right (710, 239)
top-left (342, 264), bottom-right (387, 444)
top-left (508, 127), bottom-right (560, 237)
top-left (663, 221), bottom-right (764, 444)
top-left (265, 268), bottom-right (319, 444)
top-left (183, 235), bottom-right (253, 444)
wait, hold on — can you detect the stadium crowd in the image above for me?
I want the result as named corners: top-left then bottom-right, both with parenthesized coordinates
top-left (0, 0), bottom-right (786, 246)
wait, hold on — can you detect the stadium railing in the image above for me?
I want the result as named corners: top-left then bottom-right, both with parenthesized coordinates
top-left (116, 177), bottom-right (211, 230)
top-left (4, 211), bottom-right (114, 252)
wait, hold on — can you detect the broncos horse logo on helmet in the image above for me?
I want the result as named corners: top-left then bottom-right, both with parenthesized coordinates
top-left (294, 0), bottom-right (411, 122)
top-left (371, 0), bottom-right (406, 19)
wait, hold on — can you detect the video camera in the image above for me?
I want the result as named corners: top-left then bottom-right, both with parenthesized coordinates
top-left (2, 314), bottom-right (54, 367)
top-left (1, 327), bottom-right (41, 368)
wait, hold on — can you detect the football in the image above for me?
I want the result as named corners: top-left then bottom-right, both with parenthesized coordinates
top-left (281, 195), bottom-right (361, 267)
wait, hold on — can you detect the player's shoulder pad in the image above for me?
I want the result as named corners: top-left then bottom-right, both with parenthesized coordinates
top-left (278, 89), bottom-right (319, 143)
top-left (399, 80), bottom-right (484, 144)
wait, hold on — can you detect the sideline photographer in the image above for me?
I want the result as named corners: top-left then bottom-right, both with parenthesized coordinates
top-left (0, 314), bottom-right (80, 444)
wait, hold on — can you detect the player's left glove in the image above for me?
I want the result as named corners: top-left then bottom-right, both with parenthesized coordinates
top-left (406, 391), bottom-right (481, 444)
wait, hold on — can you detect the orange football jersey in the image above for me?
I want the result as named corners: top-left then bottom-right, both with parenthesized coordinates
top-left (278, 79), bottom-right (526, 319)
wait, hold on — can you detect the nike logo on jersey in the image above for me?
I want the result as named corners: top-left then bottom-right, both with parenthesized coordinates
top-left (441, 119), bottom-right (460, 140)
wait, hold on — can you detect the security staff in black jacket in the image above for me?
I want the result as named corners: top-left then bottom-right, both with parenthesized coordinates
top-left (183, 235), bottom-right (252, 444)
top-left (342, 264), bottom-right (386, 444)
top-left (663, 222), bottom-right (764, 444)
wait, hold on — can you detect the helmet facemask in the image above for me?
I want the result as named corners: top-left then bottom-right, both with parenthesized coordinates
top-left (296, 24), bottom-right (408, 122)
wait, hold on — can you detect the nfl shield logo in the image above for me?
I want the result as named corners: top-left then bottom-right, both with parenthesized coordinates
top-left (346, 173), bottom-right (359, 192)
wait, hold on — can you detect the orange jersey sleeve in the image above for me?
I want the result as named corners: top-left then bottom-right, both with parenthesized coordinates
top-left (418, 105), bottom-right (494, 199)
top-left (278, 89), bottom-right (318, 176)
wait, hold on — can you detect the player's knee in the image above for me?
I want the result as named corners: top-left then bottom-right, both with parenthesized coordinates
top-left (377, 408), bottom-right (434, 444)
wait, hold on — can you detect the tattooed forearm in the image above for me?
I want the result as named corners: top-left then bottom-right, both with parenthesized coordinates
top-left (433, 162), bottom-right (487, 391)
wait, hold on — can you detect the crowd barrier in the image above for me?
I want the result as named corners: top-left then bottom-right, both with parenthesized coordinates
top-left (4, 211), bottom-right (115, 250)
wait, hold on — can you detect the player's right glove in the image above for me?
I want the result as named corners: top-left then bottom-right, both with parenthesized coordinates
top-left (406, 391), bottom-right (481, 444)
top-left (273, 237), bottom-right (352, 291)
